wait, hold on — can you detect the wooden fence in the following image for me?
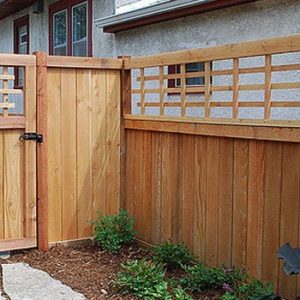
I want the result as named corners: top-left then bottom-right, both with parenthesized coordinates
top-left (123, 35), bottom-right (300, 299)
top-left (0, 34), bottom-right (300, 298)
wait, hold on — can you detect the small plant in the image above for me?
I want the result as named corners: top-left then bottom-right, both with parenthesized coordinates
top-left (220, 292), bottom-right (238, 300)
top-left (180, 264), bottom-right (247, 292)
top-left (172, 286), bottom-right (193, 300)
top-left (115, 259), bottom-right (171, 299)
top-left (235, 279), bottom-right (274, 300)
top-left (153, 241), bottom-right (194, 270)
top-left (91, 209), bottom-right (135, 253)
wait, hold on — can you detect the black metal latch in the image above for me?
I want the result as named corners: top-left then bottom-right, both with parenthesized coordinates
top-left (19, 132), bottom-right (43, 143)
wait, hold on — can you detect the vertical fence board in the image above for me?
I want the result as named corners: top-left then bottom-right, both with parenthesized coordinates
top-left (92, 70), bottom-right (107, 217)
top-left (4, 131), bottom-right (23, 239)
top-left (150, 132), bottom-right (162, 245)
top-left (247, 140), bottom-right (265, 278)
top-left (76, 69), bottom-right (93, 238)
top-left (61, 69), bottom-right (77, 241)
top-left (232, 140), bottom-right (249, 267)
top-left (181, 135), bottom-right (195, 250)
top-left (193, 136), bottom-right (207, 261)
top-left (106, 71), bottom-right (121, 215)
top-left (125, 130), bottom-right (135, 218)
top-left (133, 131), bottom-right (144, 240)
top-left (47, 68), bottom-right (62, 242)
top-left (262, 143), bottom-right (282, 288)
top-left (217, 138), bottom-right (234, 267)
top-left (206, 137), bottom-right (219, 266)
top-left (278, 143), bottom-right (300, 299)
top-left (141, 132), bottom-right (153, 242)
top-left (161, 133), bottom-right (180, 243)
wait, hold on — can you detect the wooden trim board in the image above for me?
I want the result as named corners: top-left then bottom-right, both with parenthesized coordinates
top-left (124, 118), bottom-right (300, 143)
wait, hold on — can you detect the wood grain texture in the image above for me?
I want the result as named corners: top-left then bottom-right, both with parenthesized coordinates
top-left (61, 69), bottom-right (77, 241)
top-left (124, 128), bottom-right (300, 299)
top-left (3, 130), bottom-right (23, 239)
top-left (47, 68), bottom-right (62, 242)
top-left (47, 68), bottom-right (121, 243)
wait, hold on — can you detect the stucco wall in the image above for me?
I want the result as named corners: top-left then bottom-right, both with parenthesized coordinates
top-left (107, 0), bottom-right (300, 120)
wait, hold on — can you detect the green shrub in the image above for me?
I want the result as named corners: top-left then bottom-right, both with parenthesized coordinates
top-left (172, 286), bottom-right (193, 300)
top-left (153, 241), bottom-right (194, 270)
top-left (220, 278), bottom-right (274, 300)
top-left (91, 209), bottom-right (135, 253)
top-left (115, 259), bottom-right (171, 299)
top-left (180, 264), bottom-right (246, 292)
top-left (235, 279), bottom-right (274, 300)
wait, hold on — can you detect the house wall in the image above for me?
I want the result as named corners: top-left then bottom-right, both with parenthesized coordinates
top-left (0, 0), bottom-right (299, 119)
top-left (110, 0), bottom-right (300, 57)
top-left (1, 0), bottom-right (299, 57)
top-left (0, 0), bottom-right (115, 56)
top-left (107, 0), bottom-right (300, 120)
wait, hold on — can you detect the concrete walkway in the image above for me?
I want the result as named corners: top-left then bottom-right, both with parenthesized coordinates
top-left (1, 263), bottom-right (85, 300)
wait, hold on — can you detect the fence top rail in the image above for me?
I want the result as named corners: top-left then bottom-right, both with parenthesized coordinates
top-left (0, 54), bottom-right (36, 66)
top-left (47, 55), bottom-right (123, 70)
top-left (123, 34), bottom-right (300, 69)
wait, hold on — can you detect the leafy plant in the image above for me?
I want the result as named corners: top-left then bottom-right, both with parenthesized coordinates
top-left (220, 278), bottom-right (274, 300)
top-left (235, 279), bottom-right (274, 300)
top-left (220, 292), bottom-right (238, 300)
top-left (115, 259), bottom-right (171, 299)
top-left (153, 241), bottom-right (194, 270)
top-left (91, 209), bottom-right (135, 253)
top-left (180, 264), bottom-right (246, 292)
top-left (172, 286), bottom-right (193, 300)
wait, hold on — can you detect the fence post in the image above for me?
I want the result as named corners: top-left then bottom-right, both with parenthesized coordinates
top-left (34, 51), bottom-right (48, 251)
top-left (118, 56), bottom-right (131, 209)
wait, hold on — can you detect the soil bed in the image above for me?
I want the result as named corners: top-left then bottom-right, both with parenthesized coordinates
top-left (0, 240), bottom-right (222, 300)
top-left (0, 240), bottom-right (146, 300)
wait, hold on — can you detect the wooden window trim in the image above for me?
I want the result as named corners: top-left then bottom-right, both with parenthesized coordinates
top-left (14, 15), bottom-right (29, 88)
top-left (49, 0), bottom-right (92, 57)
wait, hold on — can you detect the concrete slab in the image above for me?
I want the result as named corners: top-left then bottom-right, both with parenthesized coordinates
top-left (2, 263), bottom-right (85, 300)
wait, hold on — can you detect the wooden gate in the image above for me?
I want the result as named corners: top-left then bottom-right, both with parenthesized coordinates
top-left (0, 54), bottom-right (37, 251)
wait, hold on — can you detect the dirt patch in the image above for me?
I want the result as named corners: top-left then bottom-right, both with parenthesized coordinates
top-left (0, 240), bottom-right (147, 300)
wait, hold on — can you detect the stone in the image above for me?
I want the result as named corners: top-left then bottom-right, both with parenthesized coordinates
top-left (0, 252), bottom-right (10, 259)
top-left (2, 263), bottom-right (85, 300)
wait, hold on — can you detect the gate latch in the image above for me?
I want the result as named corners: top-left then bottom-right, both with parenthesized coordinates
top-left (19, 132), bottom-right (43, 143)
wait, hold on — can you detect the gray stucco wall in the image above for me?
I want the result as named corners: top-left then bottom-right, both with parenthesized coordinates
top-left (110, 0), bottom-right (300, 57)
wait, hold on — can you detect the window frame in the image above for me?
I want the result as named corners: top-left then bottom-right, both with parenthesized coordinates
top-left (49, 0), bottom-right (92, 57)
top-left (52, 8), bottom-right (68, 56)
top-left (14, 15), bottom-right (30, 88)
top-left (168, 62), bottom-right (211, 95)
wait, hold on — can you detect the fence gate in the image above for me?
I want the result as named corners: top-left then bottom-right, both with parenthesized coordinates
top-left (0, 54), bottom-right (37, 251)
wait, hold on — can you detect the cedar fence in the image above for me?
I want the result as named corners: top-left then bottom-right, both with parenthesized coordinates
top-left (0, 34), bottom-right (300, 298)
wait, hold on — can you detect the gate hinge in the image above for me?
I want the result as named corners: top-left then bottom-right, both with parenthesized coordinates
top-left (19, 132), bottom-right (43, 143)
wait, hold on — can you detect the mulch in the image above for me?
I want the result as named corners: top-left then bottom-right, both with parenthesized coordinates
top-left (0, 240), bottom-right (148, 300)
top-left (0, 240), bottom-right (225, 300)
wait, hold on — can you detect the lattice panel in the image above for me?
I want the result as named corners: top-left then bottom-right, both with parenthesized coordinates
top-left (0, 67), bottom-right (22, 117)
top-left (131, 54), bottom-right (300, 122)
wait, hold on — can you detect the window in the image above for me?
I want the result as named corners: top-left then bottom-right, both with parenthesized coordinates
top-left (14, 15), bottom-right (29, 87)
top-left (168, 62), bottom-right (207, 93)
top-left (49, 0), bottom-right (92, 57)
